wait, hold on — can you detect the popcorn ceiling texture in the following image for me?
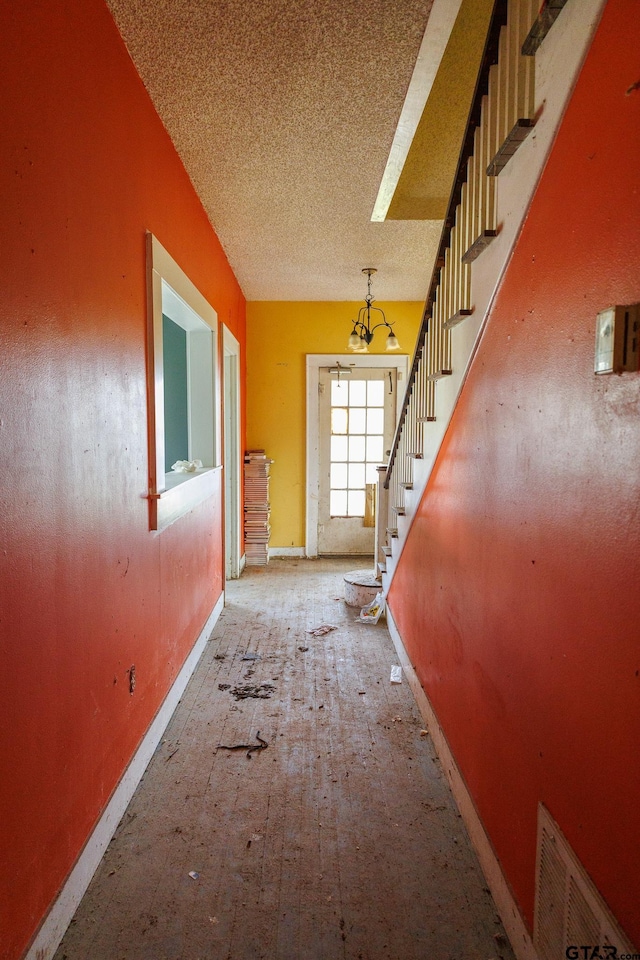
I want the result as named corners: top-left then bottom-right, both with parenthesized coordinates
top-left (106, 0), bottom-right (441, 301)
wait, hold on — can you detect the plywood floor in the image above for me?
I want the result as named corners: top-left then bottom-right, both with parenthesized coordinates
top-left (54, 559), bottom-right (514, 960)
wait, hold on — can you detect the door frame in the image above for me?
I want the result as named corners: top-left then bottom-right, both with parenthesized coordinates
top-left (305, 354), bottom-right (409, 558)
top-left (223, 326), bottom-right (242, 579)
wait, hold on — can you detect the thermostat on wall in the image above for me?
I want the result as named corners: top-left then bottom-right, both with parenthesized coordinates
top-left (594, 304), bottom-right (639, 374)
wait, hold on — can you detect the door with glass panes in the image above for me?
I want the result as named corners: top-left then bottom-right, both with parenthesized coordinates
top-left (317, 367), bottom-right (396, 555)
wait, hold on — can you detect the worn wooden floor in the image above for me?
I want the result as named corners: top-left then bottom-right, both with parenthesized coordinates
top-left (54, 559), bottom-right (514, 960)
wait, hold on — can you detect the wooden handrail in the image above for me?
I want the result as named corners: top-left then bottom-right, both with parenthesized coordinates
top-left (385, 0), bottom-right (508, 488)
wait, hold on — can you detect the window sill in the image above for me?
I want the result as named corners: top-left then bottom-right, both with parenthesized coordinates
top-left (150, 466), bottom-right (221, 531)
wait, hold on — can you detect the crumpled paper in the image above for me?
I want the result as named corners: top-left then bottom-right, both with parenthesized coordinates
top-left (171, 459), bottom-right (203, 473)
top-left (306, 624), bottom-right (337, 637)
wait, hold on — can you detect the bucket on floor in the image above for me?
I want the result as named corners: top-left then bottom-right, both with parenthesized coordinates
top-left (343, 569), bottom-right (381, 608)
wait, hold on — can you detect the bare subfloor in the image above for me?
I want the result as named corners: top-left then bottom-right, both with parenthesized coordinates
top-left (54, 559), bottom-right (514, 960)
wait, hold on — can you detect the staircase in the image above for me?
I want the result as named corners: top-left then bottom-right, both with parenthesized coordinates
top-left (376, 0), bottom-right (580, 592)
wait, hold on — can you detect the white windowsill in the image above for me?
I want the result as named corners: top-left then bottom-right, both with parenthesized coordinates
top-left (151, 466), bottom-right (221, 531)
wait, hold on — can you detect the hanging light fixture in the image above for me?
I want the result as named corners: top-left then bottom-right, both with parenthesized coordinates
top-left (347, 268), bottom-right (401, 353)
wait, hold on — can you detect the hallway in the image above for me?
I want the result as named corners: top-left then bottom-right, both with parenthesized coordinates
top-left (54, 559), bottom-right (514, 960)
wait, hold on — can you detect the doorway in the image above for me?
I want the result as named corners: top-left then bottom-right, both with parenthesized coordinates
top-left (223, 327), bottom-right (242, 579)
top-left (306, 354), bottom-right (408, 557)
top-left (318, 366), bottom-right (396, 555)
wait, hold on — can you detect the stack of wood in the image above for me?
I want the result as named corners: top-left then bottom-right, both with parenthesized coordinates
top-left (244, 450), bottom-right (273, 565)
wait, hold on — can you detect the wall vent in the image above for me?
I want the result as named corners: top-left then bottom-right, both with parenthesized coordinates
top-left (534, 804), bottom-right (636, 960)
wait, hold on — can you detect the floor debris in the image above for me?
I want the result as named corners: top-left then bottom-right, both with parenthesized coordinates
top-left (218, 731), bottom-right (269, 759)
top-left (355, 592), bottom-right (385, 624)
top-left (52, 559), bottom-right (516, 960)
top-left (229, 682), bottom-right (275, 700)
top-left (390, 665), bottom-right (403, 684)
top-left (306, 624), bottom-right (337, 637)
top-left (241, 653), bottom-right (261, 661)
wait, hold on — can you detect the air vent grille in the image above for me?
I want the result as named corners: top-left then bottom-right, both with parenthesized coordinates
top-left (536, 822), bottom-right (567, 959)
top-left (534, 805), bottom-right (636, 960)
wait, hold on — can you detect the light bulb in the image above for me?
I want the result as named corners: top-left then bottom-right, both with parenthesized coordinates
top-left (386, 331), bottom-right (401, 351)
top-left (347, 332), bottom-right (361, 351)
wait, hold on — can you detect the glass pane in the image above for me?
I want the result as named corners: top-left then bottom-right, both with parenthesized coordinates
top-left (349, 462), bottom-right (365, 489)
top-left (331, 435), bottom-right (348, 461)
top-left (331, 407), bottom-right (348, 434)
top-left (348, 408), bottom-right (366, 434)
top-left (330, 490), bottom-right (348, 516)
top-left (330, 462), bottom-right (348, 488)
top-left (366, 462), bottom-right (380, 484)
top-left (367, 380), bottom-right (385, 406)
top-left (162, 316), bottom-right (189, 472)
top-left (331, 380), bottom-right (349, 405)
top-left (366, 435), bottom-right (383, 462)
top-left (348, 489), bottom-right (365, 516)
top-left (348, 435), bottom-right (366, 461)
top-left (367, 407), bottom-right (384, 434)
top-left (349, 380), bottom-right (366, 406)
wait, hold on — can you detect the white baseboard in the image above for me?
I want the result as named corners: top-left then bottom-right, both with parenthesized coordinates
top-left (386, 607), bottom-right (539, 960)
top-left (268, 546), bottom-right (306, 558)
top-left (25, 592), bottom-right (225, 960)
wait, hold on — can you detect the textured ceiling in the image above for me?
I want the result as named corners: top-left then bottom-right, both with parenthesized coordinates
top-left (106, 0), bottom-right (483, 302)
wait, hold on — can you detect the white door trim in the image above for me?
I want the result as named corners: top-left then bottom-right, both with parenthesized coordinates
top-left (305, 354), bottom-right (409, 557)
top-left (223, 326), bottom-right (242, 578)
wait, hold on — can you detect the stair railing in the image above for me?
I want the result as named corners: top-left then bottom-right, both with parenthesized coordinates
top-left (385, 0), bottom-right (542, 524)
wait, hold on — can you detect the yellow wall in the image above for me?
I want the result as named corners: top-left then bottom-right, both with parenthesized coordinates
top-left (246, 301), bottom-right (423, 548)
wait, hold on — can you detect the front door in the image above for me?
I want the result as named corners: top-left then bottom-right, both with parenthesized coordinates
top-left (317, 366), bottom-right (396, 555)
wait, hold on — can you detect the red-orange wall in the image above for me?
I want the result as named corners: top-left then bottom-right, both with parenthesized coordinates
top-left (389, 0), bottom-right (640, 945)
top-left (0, 2), bottom-right (245, 958)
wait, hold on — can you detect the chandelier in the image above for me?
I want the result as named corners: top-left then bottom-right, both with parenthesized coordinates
top-left (347, 268), bottom-right (401, 353)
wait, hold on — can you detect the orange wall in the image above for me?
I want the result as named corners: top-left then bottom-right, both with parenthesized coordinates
top-left (388, 0), bottom-right (640, 944)
top-left (0, 2), bottom-right (245, 958)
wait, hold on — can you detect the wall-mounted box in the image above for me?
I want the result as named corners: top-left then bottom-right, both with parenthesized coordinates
top-left (594, 304), bottom-right (639, 374)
